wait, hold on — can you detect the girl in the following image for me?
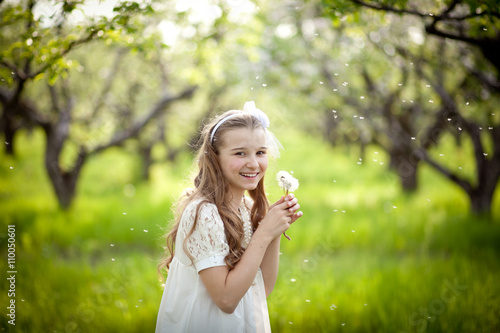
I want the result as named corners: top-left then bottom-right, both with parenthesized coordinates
top-left (156, 101), bottom-right (303, 332)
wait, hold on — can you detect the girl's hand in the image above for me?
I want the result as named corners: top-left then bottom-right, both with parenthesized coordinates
top-left (258, 194), bottom-right (303, 241)
top-left (283, 193), bottom-right (303, 225)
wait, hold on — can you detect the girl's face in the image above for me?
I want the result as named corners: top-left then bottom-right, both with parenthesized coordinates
top-left (217, 127), bottom-right (268, 198)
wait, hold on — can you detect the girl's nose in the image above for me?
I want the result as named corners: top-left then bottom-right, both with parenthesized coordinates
top-left (246, 156), bottom-right (258, 168)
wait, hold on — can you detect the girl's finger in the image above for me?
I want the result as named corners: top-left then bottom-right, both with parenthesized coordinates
top-left (288, 203), bottom-right (300, 213)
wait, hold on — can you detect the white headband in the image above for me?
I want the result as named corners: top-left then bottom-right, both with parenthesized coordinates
top-left (210, 101), bottom-right (283, 157)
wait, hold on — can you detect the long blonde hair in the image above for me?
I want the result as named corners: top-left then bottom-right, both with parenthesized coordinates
top-left (157, 111), bottom-right (270, 280)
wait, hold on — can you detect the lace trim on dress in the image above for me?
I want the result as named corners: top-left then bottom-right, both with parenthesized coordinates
top-left (181, 201), bottom-right (229, 266)
top-left (181, 197), bottom-right (254, 268)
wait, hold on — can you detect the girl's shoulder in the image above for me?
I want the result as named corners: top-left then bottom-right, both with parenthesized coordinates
top-left (182, 197), bottom-right (219, 221)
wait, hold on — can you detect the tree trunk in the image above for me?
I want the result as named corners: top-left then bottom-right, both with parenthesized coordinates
top-left (469, 191), bottom-right (492, 218)
top-left (42, 105), bottom-right (87, 210)
top-left (139, 144), bottom-right (152, 181)
top-left (3, 123), bottom-right (15, 155)
top-left (45, 150), bottom-right (86, 209)
top-left (389, 147), bottom-right (420, 192)
top-left (1, 106), bottom-right (18, 155)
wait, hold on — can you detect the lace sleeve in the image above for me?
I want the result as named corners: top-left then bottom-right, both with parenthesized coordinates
top-left (183, 201), bottom-right (229, 273)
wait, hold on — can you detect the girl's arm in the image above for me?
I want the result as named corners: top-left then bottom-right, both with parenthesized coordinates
top-left (260, 194), bottom-right (302, 297)
top-left (199, 199), bottom-right (293, 314)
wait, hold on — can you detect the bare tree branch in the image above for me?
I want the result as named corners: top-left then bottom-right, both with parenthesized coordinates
top-left (90, 86), bottom-right (197, 155)
top-left (416, 147), bottom-right (473, 195)
top-left (91, 48), bottom-right (128, 118)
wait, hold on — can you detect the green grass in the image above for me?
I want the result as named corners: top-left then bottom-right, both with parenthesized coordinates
top-left (1, 128), bottom-right (499, 332)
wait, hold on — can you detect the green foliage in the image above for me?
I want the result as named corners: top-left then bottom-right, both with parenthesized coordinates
top-left (0, 126), bottom-right (499, 332)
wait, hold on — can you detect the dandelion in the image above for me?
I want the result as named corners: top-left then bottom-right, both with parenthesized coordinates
top-left (276, 170), bottom-right (299, 240)
top-left (276, 170), bottom-right (299, 193)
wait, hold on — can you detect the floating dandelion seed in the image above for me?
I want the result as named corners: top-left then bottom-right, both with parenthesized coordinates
top-left (352, 230), bottom-right (356, 233)
top-left (143, 229), bottom-right (149, 233)
top-left (262, 83), bottom-right (267, 87)
top-left (304, 259), bottom-right (309, 262)
top-left (306, 299), bottom-right (311, 302)
top-left (123, 212), bottom-right (127, 215)
top-left (111, 258), bottom-right (116, 261)
top-left (9, 166), bottom-right (13, 170)
top-left (110, 244), bottom-right (115, 247)
top-left (291, 278), bottom-right (296, 282)
top-left (320, 81), bottom-right (324, 84)
top-left (130, 228), bottom-right (134, 231)
top-left (276, 170), bottom-right (299, 240)
top-left (330, 304), bottom-right (337, 310)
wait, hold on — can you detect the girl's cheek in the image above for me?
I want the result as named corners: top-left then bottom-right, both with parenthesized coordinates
top-left (229, 160), bottom-right (244, 171)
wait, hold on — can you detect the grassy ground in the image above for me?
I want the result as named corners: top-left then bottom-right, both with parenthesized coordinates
top-left (1, 128), bottom-right (499, 332)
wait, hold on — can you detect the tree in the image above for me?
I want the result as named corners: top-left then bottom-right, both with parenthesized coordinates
top-left (0, 0), bottom-right (199, 208)
top-left (0, 0), bottom-right (150, 155)
top-left (320, 0), bottom-right (500, 217)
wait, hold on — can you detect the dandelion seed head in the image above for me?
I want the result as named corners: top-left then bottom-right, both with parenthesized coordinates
top-left (276, 170), bottom-right (299, 192)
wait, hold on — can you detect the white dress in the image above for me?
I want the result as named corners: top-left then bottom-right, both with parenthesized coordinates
top-left (155, 198), bottom-right (271, 333)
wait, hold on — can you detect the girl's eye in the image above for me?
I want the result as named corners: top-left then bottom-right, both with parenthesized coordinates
top-left (257, 151), bottom-right (267, 155)
top-left (235, 152), bottom-right (245, 156)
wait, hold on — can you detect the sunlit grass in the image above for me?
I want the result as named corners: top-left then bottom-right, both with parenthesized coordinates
top-left (0, 128), bottom-right (499, 332)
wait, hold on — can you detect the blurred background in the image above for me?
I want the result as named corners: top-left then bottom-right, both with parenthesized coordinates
top-left (1, 0), bottom-right (499, 332)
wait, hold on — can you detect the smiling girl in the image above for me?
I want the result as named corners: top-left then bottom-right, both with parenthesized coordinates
top-left (156, 102), bottom-right (303, 332)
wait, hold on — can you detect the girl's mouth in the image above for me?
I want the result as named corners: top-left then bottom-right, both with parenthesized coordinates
top-left (240, 173), bottom-right (259, 178)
